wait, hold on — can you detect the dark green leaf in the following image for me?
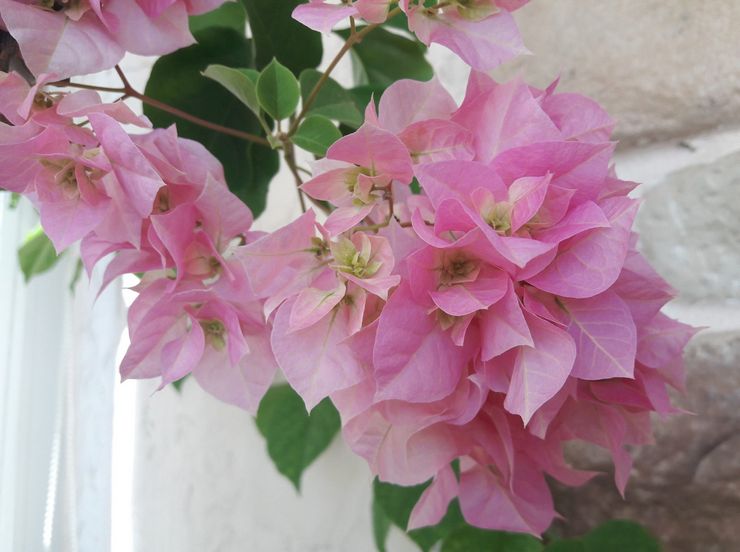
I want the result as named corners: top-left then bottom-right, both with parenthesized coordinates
top-left (336, 27), bottom-right (433, 89)
top-left (374, 477), bottom-right (545, 552)
top-left (299, 69), bottom-right (364, 128)
top-left (256, 384), bottom-right (340, 490)
top-left (172, 375), bottom-right (189, 393)
top-left (257, 58), bottom-right (300, 120)
top-left (241, 0), bottom-right (322, 74)
top-left (17, 226), bottom-right (62, 282)
top-left (189, 2), bottom-right (247, 34)
top-left (347, 85), bottom-right (383, 122)
top-left (68, 257), bottom-right (83, 293)
top-left (441, 526), bottom-right (543, 552)
top-left (373, 479), bottom-right (464, 551)
top-left (581, 520), bottom-right (660, 552)
top-left (203, 64), bottom-right (261, 115)
top-left (543, 540), bottom-right (586, 552)
top-left (383, 10), bottom-right (411, 32)
top-left (293, 115), bottom-right (342, 156)
top-left (144, 28), bottom-right (277, 216)
top-left (372, 495), bottom-right (392, 552)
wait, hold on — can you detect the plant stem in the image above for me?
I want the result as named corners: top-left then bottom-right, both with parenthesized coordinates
top-left (51, 67), bottom-right (271, 147)
top-left (282, 140), bottom-right (308, 212)
top-left (288, 6), bottom-right (402, 136)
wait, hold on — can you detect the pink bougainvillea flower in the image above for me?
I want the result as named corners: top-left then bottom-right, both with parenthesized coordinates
top-left (292, 0), bottom-right (392, 33)
top-left (244, 213), bottom-right (400, 408)
top-left (0, 0), bottom-right (225, 78)
top-left (121, 278), bottom-right (276, 413)
top-left (401, 0), bottom-right (529, 71)
top-left (301, 123), bottom-right (413, 235)
top-left (292, 1), bottom-right (359, 34)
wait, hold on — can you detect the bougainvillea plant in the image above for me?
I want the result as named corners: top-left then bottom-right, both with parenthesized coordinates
top-left (1, 0), bottom-right (693, 549)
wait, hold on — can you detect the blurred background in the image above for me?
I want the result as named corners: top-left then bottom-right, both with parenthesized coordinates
top-left (1, 1), bottom-right (738, 551)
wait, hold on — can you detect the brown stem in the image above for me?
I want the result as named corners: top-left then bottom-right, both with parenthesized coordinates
top-left (282, 140), bottom-right (308, 212)
top-left (50, 67), bottom-right (271, 147)
top-left (288, 6), bottom-right (402, 136)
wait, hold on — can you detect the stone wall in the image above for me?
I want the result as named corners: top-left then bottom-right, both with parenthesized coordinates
top-left (499, 2), bottom-right (740, 549)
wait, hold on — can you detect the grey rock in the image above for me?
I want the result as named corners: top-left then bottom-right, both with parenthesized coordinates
top-left (498, 0), bottom-right (740, 146)
top-left (636, 151), bottom-right (740, 301)
top-left (552, 329), bottom-right (740, 552)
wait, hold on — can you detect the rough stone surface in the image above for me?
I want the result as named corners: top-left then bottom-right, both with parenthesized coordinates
top-left (636, 150), bottom-right (740, 302)
top-left (498, 0), bottom-right (740, 145)
top-left (552, 329), bottom-right (740, 552)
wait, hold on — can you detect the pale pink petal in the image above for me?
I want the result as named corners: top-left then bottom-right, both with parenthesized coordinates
top-left (327, 123), bottom-right (413, 183)
top-left (354, 0), bottom-right (390, 24)
top-left (289, 276), bottom-right (346, 331)
top-left (102, 0), bottom-right (194, 56)
top-left (193, 327), bottom-right (278, 414)
top-left (526, 197), bottom-right (637, 298)
top-left (408, 465), bottom-right (458, 530)
top-left (636, 312), bottom-right (697, 369)
top-left (0, 1), bottom-right (123, 77)
top-left (407, 8), bottom-right (527, 72)
top-left (562, 290), bottom-right (637, 380)
top-left (504, 312), bottom-right (576, 425)
top-left (453, 77), bottom-right (560, 163)
top-left (378, 77), bottom-right (457, 134)
top-left (491, 141), bottom-right (614, 203)
top-left (89, 113), bottom-right (163, 217)
top-left (430, 271), bottom-right (508, 317)
top-left (415, 160), bottom-right (508, 208)
top-left (272, 297), bottom-right (366, 410)
top-left (373, 282), bottom-right (469, 402)
top-left (508, 174), bottom-right (551, 232)
top-left (292, 2), bottom-right (358, 34)
top-left (160, 314), bottom-right (205, 386)
top-left (399, 119), bottom-right (475, 163)
top-left (541, 92), bottom-right (615, 143)
top-left (458, 460), bottom-right (555, 535)
top-left (479, 281), bottom-right (533, 360)
top-left (534, 200), bottom-right (610, 244)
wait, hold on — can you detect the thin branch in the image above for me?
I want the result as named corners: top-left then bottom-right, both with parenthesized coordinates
top-left (288, 6), bottom-right (402, 136)
top-left (51, 67), bottom-right (271, 147)
top-left (282, 141), bottom-right (308, 213)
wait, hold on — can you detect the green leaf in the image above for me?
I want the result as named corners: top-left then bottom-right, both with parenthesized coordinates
top-left (293, 115), bottom-right (342, 156)
top-left (203, 64), bottom-right (261, 115)
top-left (144, 28), bottom-right (278, 216)
top-left (543, 540), bottom-right (586, 552)
top-left (299, 69), bottom-right (364, 128)
top-left (189, 2), bottom-right (247, 34)
top-left (256, 384), bottom-right (340, 490)
top-left (581, 520), bottom-right (660, 552)
top-left (373, 479), bottom-right (463, 551)
top-left (171, 375), bottom-right (189, 393)
top-left (241, 0), bottom-right (322, 74)
top-left (373, 477), bottom-right (545, 552)
top-left (441, 526), bottom-right (543, 552)
top-left (372, 495), bottom-right (392, 552)
top-left (68, 257), bottom-right (83, 293)
top-left (336, 27), bottom-right (433, 89)
top-left (17, 226), bottom-right (62, 282)
top-left (257, 58), bottom-right (300, 120)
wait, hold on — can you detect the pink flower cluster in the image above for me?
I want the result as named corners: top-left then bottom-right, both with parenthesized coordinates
top-left (0, 70), bottom-right (278, 412)
top-left (240, 74), bottom-right (690, 533)
top-left (0, 0), bottom-right (695, 537)
top-left (0, 0), bottom-right (224, 78)
top-left (293, 0), bottom-right (529, 70)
